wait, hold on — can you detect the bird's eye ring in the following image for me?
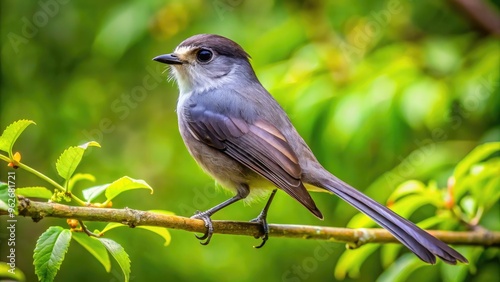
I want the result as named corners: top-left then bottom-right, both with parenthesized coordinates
top-left (196, 49), bottom-right (213, 63)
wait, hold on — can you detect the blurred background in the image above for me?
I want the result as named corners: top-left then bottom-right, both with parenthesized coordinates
top-left (1, 0), bottom-right (499, 281)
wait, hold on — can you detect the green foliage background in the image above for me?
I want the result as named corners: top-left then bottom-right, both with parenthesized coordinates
top-left (1, 0), bottom-right (499, 281)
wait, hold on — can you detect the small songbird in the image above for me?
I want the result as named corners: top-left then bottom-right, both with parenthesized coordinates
top-left (153, 34), bottom-right (467, 264)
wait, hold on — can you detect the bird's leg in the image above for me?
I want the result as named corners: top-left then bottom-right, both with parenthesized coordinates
top-left (251, 189), bottom-right (277, 248)
top-left (191, 184), bottom-right (249, 245)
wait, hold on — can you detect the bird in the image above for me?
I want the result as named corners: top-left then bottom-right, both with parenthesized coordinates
top-left (153, 33), bottom-right (468, 265)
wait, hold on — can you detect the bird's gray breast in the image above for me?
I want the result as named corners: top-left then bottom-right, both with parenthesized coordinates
top-left (176, 91), bottom-right (258, 190)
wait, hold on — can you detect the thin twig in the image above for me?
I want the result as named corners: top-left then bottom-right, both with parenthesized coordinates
top-left (4, 198), bottom-right (499, 247)
top-left (77, 220), bottom-right (101, 237)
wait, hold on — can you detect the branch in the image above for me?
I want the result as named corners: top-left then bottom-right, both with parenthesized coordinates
top-left (4, 198), bottom-right (499, 248)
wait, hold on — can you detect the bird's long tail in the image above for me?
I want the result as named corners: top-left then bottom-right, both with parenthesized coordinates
top-left (316, 174), bottom-right (467, 264)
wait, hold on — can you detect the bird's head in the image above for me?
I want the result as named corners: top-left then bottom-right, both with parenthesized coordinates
top-left (153, 34), bottom-right (256, 94)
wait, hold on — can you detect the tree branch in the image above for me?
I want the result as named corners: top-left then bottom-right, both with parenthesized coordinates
top-left (4, 198), bottom-right (499, 248)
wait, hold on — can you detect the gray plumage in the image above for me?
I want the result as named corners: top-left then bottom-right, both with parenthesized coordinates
top-left (153, 34), bottom-right (468, 264)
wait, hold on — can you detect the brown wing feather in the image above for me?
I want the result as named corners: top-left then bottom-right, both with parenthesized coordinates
top-left (186, 106), bottom-right (323, 218)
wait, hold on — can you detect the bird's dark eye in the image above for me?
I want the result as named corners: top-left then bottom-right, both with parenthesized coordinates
top-left (196, 49), bottom-right (213, 63)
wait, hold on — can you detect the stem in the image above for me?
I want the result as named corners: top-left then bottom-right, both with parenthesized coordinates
top-left (0, 153), bottom-right (87, 206)
top-left (0, 154), bottom-right (12, 164)
top-left (78, 220), bottom-right (100, 237)
top-left (17, 162), bottom-right (65, 191)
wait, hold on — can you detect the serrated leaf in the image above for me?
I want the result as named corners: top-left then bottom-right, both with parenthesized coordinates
top-left (0, 120), bottom-right (35, 156)
top-left (98, 238), bottom-right (130, 282)
top-left (104, 176), bottom-right (153, 202)
top-left (55, 142), bottom-right (101, 181)
top-left (16, 187), bottom-right (53, 199)
top-left (100, 222), bottom-right (171, 246)
top-left (0, 261), bottom-right (26, 281)
top-left (82, 184), bottom-right (108, 203)
top-left (0, 182), bottom-right (17, 214)
top-left (68, 173), bottom-right (95, 193)
top-left (72, 232), bottom-right (110, 272)
top-left (33, 226), bottom-right (72, 282)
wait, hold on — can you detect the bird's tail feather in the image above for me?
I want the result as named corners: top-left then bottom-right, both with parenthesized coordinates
top-left (320, 176), bottom-right (467, 264)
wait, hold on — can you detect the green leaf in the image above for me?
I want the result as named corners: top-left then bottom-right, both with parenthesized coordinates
top-left (334, 244), bottom-right (379, 279)
top-left (481, 175), bottom-right (500, 210)
top-left (100, 222), bottom-right (126, 234)
top-left (82, 176), bottom-right (153, 204)
top-left (391, 194), bottom-right (440, 217)
top-left (460, 196), bottom-right (477, 219)
top-left (98, 238), bottom-right (130, 282)
top-left (0, 182), bottom-right (10, 211)
top-left (16, 187), bottom-right (53, 199)
top-left (55, 141), bottom-right (101, 181)
top-left (440, 247), bottom-right (471, 282)
top-left (148, 209), bottom-right (175, 215)
top-left (82, 184), bottom-right (108, 203)
top-left (71, 232), bottom-right (110, 272)
top-left (388, 180), bottom-right (426, 203)
top-left (380, 244), bottom-right (402, 268)
top-left (68, 173), bottom-right (95, 193)
top-left (0, 261), bottom-right (26, 281)
top-left (0, 120), bottom-right (35, 156)
top-left (0, 182), bottom-right (17, 214)
top-left (137, 226), bottom-right (171, 246)
top-left (377, 253), bottom-right (426, 282)
top-left (100, 222), bottom-right (171, 246)
top-left (104, 176), bottom-right (153, 202)
top-left (33, 226), bottom-right (72, 282)
top-left (347, 212), bottom-right (377, 228)
top-left (454, 142), bottom-right (500, 180)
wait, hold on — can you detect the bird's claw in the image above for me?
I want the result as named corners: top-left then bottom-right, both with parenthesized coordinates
top-left (191, 211), bottom-right (214, 245)
top-left (250, 214), bottom-right (269, 249)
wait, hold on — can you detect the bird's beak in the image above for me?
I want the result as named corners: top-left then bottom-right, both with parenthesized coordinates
top-left (152, 53), bottom-right (183, 65)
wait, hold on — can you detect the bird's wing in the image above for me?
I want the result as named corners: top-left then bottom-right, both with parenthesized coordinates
top-left (186, 103), bottom-right (323, 219)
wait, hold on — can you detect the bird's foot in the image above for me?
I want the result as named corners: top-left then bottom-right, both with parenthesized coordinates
top-left (250, 212), bottom-right (270, 249)
top-left (191, 211), bottom-right (214, 245)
